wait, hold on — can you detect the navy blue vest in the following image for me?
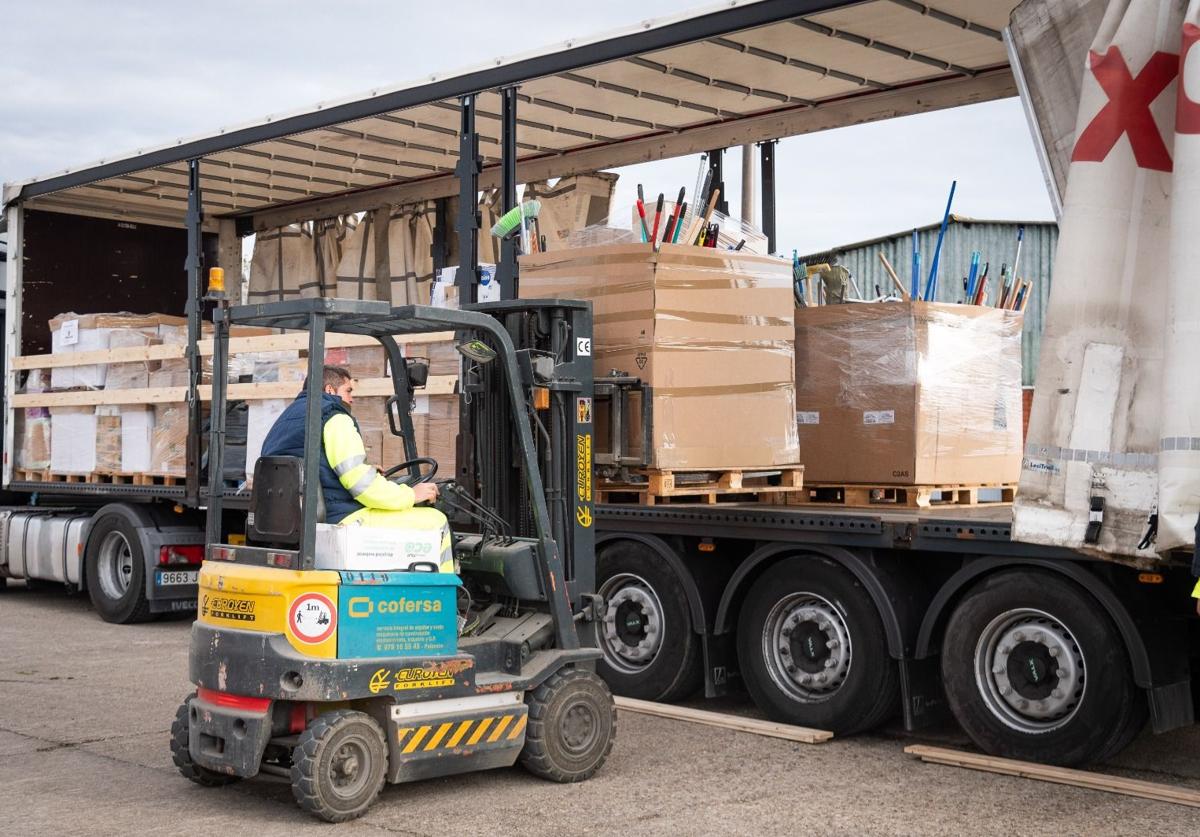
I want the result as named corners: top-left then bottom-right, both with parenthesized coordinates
top-left (260, 391), bottom-right (363, 524)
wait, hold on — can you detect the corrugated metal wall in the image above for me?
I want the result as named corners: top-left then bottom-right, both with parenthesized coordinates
top-left (800, 218), bottom-right (1056, 385)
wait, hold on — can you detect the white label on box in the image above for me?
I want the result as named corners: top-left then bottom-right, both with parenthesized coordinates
top-left (796, 411), bottom-right (820, 425)
top-left (863, 410), bottom-right (895, 426)
top-left (60, 319), bottom-right (80, 346)
top-left (413, 395), bottom-right (430, 415)
top-left (576, 337), bottom-right (592, 357)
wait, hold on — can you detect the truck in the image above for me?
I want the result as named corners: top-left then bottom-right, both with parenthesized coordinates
top-left (1, 0), bottom-right (1195, 767)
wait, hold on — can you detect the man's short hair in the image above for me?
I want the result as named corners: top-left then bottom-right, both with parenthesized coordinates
top-left (323, 365), bottom-right (353, 389)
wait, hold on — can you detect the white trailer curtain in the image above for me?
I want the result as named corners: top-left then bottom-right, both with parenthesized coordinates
top-left (247, 218), bottom-right (346, 303)
top-left (334, 203), bottom-right (436, 304)
top-left (1014, 0), bottom-right (1200, 560)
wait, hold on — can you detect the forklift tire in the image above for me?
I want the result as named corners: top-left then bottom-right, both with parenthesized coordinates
top-left (596, 542), bottom-right (703, 702)
top-left (737, 556), bottom-right (899, 736)
top-left (941, 570), bottom-right (1145, 766)
top-left (520, 668), bottom-right (616, 783)
top-left (85, 514), bottom-right (153, 624)
top-left (170, 697), bottom-right (241, 787)
top-left (291, 710), bottom-right (388, 823)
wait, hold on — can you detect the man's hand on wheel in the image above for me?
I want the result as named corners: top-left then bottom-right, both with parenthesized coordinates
top-left (413, 483), bottom-right (440, 504)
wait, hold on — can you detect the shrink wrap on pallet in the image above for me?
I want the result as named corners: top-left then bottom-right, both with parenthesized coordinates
top-left (151, 404), bottom-right (188, 476)
top-left (49, 407), bottom-right (98, 474)
top-left (48, 312), bottom-right (160, 389)
top-left (793, 302), bottom-right (1023, 486)
top-left (521, 243), bottom-right (797, 470)
top-left (121, 407), bottom-right (155, 474)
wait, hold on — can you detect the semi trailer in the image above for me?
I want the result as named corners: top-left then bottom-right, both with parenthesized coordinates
top-left (1, 0), bottom-right (1196, 767)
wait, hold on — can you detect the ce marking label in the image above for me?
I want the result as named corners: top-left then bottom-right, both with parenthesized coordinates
top-left (576, 337), bottom-right (592, 357)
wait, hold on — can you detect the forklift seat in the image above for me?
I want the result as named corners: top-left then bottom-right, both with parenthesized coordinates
top-left (249, 456), bottom-right (325, 546)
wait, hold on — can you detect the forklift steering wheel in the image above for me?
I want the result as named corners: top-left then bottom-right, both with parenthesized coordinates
top-left (383, 457), bottom-right (439, 485)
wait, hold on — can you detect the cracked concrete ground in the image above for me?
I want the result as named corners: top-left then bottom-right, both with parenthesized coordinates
top-left (2, 582), bottom-right (1198, 836)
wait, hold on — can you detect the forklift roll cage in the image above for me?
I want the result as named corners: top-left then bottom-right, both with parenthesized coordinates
top-left (203, 296), bottom-right (581, 652)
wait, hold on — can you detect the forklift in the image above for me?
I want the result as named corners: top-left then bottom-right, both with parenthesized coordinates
top-left (169, 292), bottom-right (613, 822)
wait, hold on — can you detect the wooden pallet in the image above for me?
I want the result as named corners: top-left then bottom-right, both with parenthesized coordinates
top-left (615, 696), bottom-right (831, 744)
top-left (13, 469), bottom-right (183, 487)
top-left (598, 465), bottom-right (804, 506)
top-left (788, 482), bottom-right (1015, 509)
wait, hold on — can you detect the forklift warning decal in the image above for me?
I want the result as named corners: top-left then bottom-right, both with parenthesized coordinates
top-left (288, 593), bottom-right (336, 644)
top-left (576, 433), bottom-right (593, 528)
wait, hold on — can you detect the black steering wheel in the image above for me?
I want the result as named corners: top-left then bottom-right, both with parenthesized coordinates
top-left (383, 457), bottom-right (439, 485)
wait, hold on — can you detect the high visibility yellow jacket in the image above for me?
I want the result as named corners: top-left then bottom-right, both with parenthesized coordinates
top-left (323, 413), bottom-right (415, 513)
top-left (1193, 578), bottom-right (1199, 600)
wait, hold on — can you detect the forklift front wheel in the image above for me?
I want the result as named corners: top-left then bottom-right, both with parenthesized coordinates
top-left (169, 697), bottom-right (241, 788)
top-left (291, 710), bottom-right (388, 823)
top-left (520, 669), bottom-right (616, 783)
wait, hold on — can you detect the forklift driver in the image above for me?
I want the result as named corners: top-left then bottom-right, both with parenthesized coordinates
top-left (260, 365), bottom-right (451, 570)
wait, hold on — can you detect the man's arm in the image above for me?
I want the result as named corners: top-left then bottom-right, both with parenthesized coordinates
top-left (324, 413), bottom-right (416, 510)
top-left (1193, 578), bottom-right (1200, 616)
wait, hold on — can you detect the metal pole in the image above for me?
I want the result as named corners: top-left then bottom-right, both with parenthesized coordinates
top-left (204, 305), bottom-right (229, 547)
top-left (430, 198), bottom-right (450, 273)
top-left (300, 312), bottom-right (327, 570)
top-left (455, 94), bottom-right (481, 306)
top-left (707, 148), bottom-right (728, 215)
top-left (497, 86), bottom-right (519, 300)
top-left (184, 158), bottom-right (204, 508)
top-left (759, 140), bottom-right (777, 255)
top-left (740, 144), bottom-right (756, 226)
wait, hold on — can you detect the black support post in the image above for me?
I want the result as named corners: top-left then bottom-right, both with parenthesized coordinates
top-left (497, 86), bottom-right (519, 300)
top-left (430, 197), bottom-right (450, 273)
top-left (205, 305), bottom-right (229, 546)
top-left (184, 159), bottom-right (204, 508)
top-left (707, 148), bottom-right (728, 215)
top-left (760, 140), bottom-right (777, 255)
top-left (455, 94), bottom-right (482, 306)
top-left (300, 312), bottom-right (327, 570)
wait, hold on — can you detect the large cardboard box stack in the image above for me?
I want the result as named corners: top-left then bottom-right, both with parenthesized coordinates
top-left (49, 313), bottom-right (161, 389)
top-left (521, 243), bottom-right (798, 470)
top-left (793, 301), bottom-right (1023, 486)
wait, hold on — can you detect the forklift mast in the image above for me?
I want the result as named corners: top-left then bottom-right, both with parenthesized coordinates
top-left (458, 299), bottom-right (595, 605)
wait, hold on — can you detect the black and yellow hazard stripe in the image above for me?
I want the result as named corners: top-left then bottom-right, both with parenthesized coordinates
top-left (396, 712), bottom-right (528, 754)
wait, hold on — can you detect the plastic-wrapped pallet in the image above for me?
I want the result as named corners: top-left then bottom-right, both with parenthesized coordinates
top-left (106, 330), bottom-right (160, 391)
top-left (151, 404), bottom-right (188, 476)
top-left (17, 370), bottom-right (51, 471)
top-left (50, 407), bottom-right (98, 474)
top-left (121, 407), bottom-right (155, 473)
top-left (48, 312), bottom-right (159, 389)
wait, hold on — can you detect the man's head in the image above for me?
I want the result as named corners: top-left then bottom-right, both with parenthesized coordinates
top-left (323, 365), bottom-right (355, 405)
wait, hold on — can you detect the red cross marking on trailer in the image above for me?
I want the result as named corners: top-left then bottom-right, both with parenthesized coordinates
top-left (1071, 46), bottom-right (1178, 172)
top-left (1179, 24), bottom-right (1200, 134)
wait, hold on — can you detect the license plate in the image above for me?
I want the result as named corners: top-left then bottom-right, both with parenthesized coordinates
top-left (158, 570), bottom-right (199, 586)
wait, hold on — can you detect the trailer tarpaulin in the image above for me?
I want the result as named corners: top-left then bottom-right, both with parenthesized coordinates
top-left (1014, 0), bottom-right (1200, 561)
top-left (334, 203), bottom-right (436, 304)
top-left (247, 218), bottom-right (346, 302)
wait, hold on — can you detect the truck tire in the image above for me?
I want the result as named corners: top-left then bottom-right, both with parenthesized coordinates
top-left (85, 514), bottom-right (154, 624)
top-left (291, 710), bottom-right (388, 823)
top-left (596, 542), bottom-right (703, 702)
top-left (941, 570), bottom-right (1145, 766)
top-left (170, 696), bottom-right (240, 787)
top-left (737, 556), bottom-right (898, 735)
top-left (520, 668), bottom-right (615, 783)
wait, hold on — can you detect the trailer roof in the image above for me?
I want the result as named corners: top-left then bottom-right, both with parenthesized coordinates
top-left (3, 0), bottom-right (1018, 231)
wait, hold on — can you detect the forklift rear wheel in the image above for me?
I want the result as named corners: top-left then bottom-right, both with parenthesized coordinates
top-left (291, 710), bottom-right (388, 823)
top-left (520, 669), bottom-right (616, 783)
top-left (169, 697), bottom-right (241, 787)
top-left (737, 557), bottom-right (899, 736)
top-left (85, 515), bottom-right (153, 624)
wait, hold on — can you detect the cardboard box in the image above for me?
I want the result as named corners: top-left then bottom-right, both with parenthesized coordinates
top-left (96, 408), bottom-right (122, 472)
top-left (314, 522), bottom-right (446, 573)
top-left (521, 243), bottom-right (798, 470)
top-left (121, 407), bottom-right (155, 473)
top-left (151, 404), bottom-right (188, 476)
top-left (50, 407), bottom-right (98, 474)
top-left (793, 301), bottom-right (1023, 485)
top-left (246, 399), bottom-right (290, 484)
top-left (17, 413), bottom-right (51, 471)
top-left (49, 312), bottom-right (160, 389)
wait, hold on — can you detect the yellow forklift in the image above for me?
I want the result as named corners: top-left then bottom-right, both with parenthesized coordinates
top-left (169, 294), bottom-right (613, 822)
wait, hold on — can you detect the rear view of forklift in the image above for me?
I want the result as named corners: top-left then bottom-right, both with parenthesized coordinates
top-left (170, 294), bottom-right (611, 822)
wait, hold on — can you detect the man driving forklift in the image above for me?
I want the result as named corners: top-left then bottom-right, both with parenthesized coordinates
top-left (260, 364), bottom-right (451, 570)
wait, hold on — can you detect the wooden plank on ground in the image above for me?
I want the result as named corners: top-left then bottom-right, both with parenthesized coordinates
top-left (904, 745), bottom-right (1200, 809)
top-left (614, 696), bottom-right (831, 744)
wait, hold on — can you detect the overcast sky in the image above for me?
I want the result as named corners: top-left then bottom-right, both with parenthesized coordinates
top-left (0, 0), bottom-right (1054, 254)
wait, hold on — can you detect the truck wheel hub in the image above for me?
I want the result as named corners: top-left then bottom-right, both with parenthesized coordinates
top-left (976, 608), bottom-right (1085, 732)
top-left (598, 573), bottom-right (664, 672)
top-left (763, 593), bottom-right (851, 702)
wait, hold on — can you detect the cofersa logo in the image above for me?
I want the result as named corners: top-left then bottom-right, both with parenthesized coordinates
top-left (347, 596), bottom-right (444, 618)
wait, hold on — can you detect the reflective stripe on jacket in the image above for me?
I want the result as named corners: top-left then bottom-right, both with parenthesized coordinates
top-left (323, 413), bottom-right (415, 512)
